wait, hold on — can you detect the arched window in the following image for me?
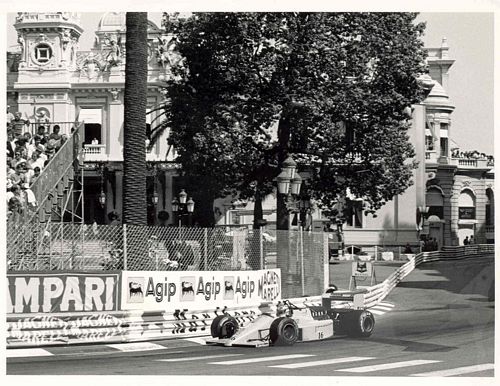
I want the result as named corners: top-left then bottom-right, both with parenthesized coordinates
top-left (458, 190), bottom-right (476, 220)
top-left (426, 187), bottom-right (444, 219)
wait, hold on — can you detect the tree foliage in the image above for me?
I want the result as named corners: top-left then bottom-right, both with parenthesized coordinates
top-left (155, 12), bottom-right (427, 222)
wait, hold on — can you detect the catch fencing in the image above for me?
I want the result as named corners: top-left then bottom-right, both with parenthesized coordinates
top-left (7, 223), bottom-right (328, 298)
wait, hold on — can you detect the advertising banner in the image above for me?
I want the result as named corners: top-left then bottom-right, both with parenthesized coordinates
top-left (121, 269), bottom-right (281, 311)
top-left (7, 272), bottom-right (120, 314)
top-left (352, 261), bottom-right (373, 278)
top-left (7, 313), bottom-right (127, 346)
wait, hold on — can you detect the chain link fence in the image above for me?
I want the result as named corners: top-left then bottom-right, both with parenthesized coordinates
top-left (7, 223), bottom-right (328, 297)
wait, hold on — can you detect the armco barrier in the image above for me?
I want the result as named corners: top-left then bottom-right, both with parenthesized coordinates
top-left (6, 245), bottom-right (494, 348)
top-left (7, 305), bottom-right (263, 348)
top-left (361, 244), bottom-right (495, 308)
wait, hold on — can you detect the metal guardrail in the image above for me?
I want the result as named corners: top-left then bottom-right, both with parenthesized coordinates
top-left (30, 122), bottom-right (83, 208)
top-left (362, 244), bottom-right (494, 308)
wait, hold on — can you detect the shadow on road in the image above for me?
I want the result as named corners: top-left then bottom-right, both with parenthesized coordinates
top-left (367, 337), bottom-right (457, 352)
top-left (397, 257), bottom-right (494, 299)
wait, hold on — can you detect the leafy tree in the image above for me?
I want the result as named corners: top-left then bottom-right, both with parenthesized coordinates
top-left (153, 12), bottom-right (427, 228)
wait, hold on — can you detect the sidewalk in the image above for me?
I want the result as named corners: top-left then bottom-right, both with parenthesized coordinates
top-left (328, 259), bottom-right (406, 290)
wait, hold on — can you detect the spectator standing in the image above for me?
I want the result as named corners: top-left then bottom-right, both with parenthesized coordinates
top-left (11, 112), bottom-right (27, 137)
top-left (463, 236), bottom-right (469, 245)
top-left (6, 105), bottom-right (15, 125)
top-left (25, 166), bottom-right (41, 185)
top-left (7, 130), bottom-right (16, 159)
top-left (469, 235), bottom-right (474, 245)
top-left (49, 125), bottom-right (62, 141)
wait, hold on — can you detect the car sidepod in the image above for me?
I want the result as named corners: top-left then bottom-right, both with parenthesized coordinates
top-left (292, 307), bottom-right (334, 343)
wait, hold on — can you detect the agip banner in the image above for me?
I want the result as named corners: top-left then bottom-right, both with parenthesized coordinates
top-left (7, 272), bottom-right (120, 314)
top-left (121, 269), bottom-right (281, 311)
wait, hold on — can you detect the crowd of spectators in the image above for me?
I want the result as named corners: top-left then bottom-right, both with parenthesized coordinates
top-left (6, 106), bottom-right (68, 223)
top-left (451, 148), bottom-right (494, 166)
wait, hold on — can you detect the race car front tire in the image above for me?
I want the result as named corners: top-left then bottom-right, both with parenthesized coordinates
top-left (210, 314), bottom-right (239, 339)
top-left (269, 317), bottom-right (299, 346)
top-left (342, 310), bottom-right (375, 338)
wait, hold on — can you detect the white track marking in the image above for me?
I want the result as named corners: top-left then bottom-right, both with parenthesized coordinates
top-left (107, 342), bottom-right (167, 352)
top-left (411, 363), bottom-right (495, 377)
top-left (270, 356), bottom-right (374, 369)
top-left (210, 354), bottom-right (314, 365)
top-left (368, 309), bottom-right (385, 315)
top-left (371, 305), bottom-right (394, 311)
top-left (6, 348), bottom-right (53, 358)
top-left (336, 359), bottom-right (441, 373)
top-left (158, 354), bottom-right (244, 362)
top-left (183, 337), bottom-right (207, 345)
top-left (378, 302), bottom-right (395, 308)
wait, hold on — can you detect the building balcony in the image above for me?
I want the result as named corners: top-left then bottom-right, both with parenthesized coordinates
top-left (83, 143), bottom-right (172, 162)
top-left (16, 12), bottom-right (81, 24)
top-left (451, 157), bottom-right (490, 169)
top-left (83, 144), bottom-right (107, 161)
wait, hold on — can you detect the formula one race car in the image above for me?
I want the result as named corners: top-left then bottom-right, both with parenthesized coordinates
top-left (206, 286), bottom-right (375, 347)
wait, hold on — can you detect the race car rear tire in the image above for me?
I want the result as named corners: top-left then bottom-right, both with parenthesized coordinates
top-left (343, 310), bottom-right (375, 338)
top-left (210, 315), bottom-right (239, 339)
top-left (269, 317), bottom-right (299, 346)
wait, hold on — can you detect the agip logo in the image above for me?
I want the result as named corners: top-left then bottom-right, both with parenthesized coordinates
top-left (223, 276), bottom-right (235, 300)
top-left (127, 277), bottom-right (145, 303)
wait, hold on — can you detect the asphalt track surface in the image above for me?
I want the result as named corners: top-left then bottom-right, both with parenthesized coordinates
top-left (7, 256), bottom-right (494, 378)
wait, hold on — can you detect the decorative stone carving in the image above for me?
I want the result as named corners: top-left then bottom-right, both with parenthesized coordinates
top-left (17, 33), bottom-right (25, 58)
top-left (156, 35), bottom-right (186, 81)
top-left (36, 33), bottom-right (49, 44)
top-left (36, 110), bottom-right (51, 124)
top-left (61, 29), bottom-right (71, 49)
top-left (77, 52), bottom-right (105, 80)
top-left (70, 37), bottom-right (79, 66)
top-left (109, 89), bottom-right (120, 101)
top-left (103, 34), bottom-right (121, 71)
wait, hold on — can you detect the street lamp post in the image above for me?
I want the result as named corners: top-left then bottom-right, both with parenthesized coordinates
top-left (172, 189), bottom-right (195, 227)
top-left (276, 156), bottom-right (304, 297)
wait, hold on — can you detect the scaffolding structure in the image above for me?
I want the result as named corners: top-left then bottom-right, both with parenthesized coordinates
top-left (7, 122), bottom-right (85, 270)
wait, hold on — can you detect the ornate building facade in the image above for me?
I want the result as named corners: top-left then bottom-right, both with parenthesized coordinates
top-left (6, 13), bottom-right (494, 246)
top-left (7, 12), bottom-right (179, 226)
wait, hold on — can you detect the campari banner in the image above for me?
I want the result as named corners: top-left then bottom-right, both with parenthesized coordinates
top-left (121, 269), bottom-right (281, 311)
top-left (7, 272), bottom-right (120, 314)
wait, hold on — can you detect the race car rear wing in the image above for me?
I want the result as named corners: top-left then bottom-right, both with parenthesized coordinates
top-left (321, 288), bottom-right (367, 310)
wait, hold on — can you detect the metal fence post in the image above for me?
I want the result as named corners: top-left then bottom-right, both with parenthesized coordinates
top-left (259, 229), bottom-right (264, 269)
top-left (123, 224), bottom-right (127, 270)
top-left (299, 227), bottom-right (305, 296)
top-left (323, 232), bottom-right (329, 290)
top-left (204, 228), bottom-right (208, 271)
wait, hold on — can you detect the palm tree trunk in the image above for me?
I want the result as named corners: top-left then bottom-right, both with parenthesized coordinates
top-left (123, 12), bottom-right (148, 265)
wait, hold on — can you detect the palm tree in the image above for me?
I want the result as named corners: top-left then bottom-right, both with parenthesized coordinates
top-left (123, 12), bottom-right (148, 264)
